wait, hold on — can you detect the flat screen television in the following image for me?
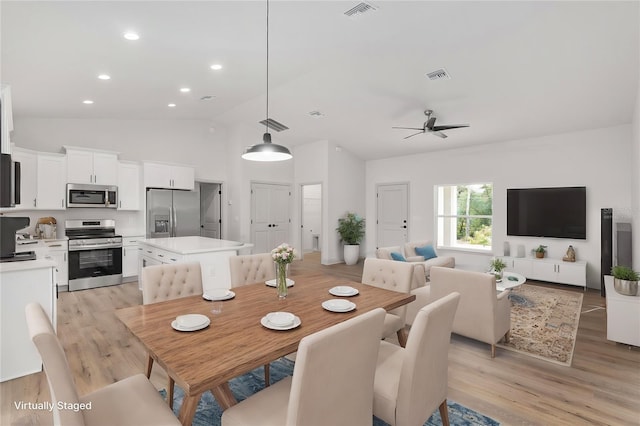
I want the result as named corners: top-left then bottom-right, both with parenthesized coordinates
top-left (507, 186), bottom-right (586, 239)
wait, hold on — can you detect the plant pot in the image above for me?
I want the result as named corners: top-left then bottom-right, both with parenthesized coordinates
top-left (613, 278), bottom-right (639, 296)
top-left (343, 244), bottom-right (360, 266)
top-left (535, 252), bottom-right (545, 259)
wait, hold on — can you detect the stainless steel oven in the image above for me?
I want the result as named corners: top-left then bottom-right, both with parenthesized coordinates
top-left (66, 219), bottom-right (122, 291)
top-left (67, 184), bottom-right (117, 208)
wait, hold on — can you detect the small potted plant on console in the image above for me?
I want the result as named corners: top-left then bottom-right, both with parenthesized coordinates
top-left (611, 265), bottom-right (639, 296)
top-left (535, 245), bottom-right (547, 259)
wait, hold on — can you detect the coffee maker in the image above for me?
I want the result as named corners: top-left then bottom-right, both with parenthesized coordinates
top-left (0, 216), bottom-right (36, 262)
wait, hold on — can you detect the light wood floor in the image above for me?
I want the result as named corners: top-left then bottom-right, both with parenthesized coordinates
top-left (2, 252), bottom-right (639, 425)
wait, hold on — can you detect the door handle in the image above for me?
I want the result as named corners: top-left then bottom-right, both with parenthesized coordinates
top-left (273, 224), bottom-right (278, 227)
top-left (402, 225), bottom-right (407, 228)
top-left (268, 224), bottom-right (272, 227)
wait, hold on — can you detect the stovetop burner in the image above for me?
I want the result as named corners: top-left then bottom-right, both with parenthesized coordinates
top-left (65, 219), bottom-right (119, 240)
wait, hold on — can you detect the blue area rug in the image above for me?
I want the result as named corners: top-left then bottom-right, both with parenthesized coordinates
top-left (160, 358), bottom-right (499, 425)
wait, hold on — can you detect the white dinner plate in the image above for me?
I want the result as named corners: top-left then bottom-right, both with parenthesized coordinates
top-left (265, 278), bottom-right (295, 288)
top-left (176, 314), bottom-right (209, 328)
top-left (261, 315), bottom-right (301, 331)
top-left (266, 311), bottom-right (296, 327)
top-left (322, 299), bottom-right (356, 313)
top-left (171, 317), bottom-right (210, 332)
top-left (329, 286), bottom-right (359, 297)
top-left (203, 290), bottom-right (236, 301)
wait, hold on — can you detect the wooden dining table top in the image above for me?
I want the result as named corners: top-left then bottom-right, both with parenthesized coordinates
top-left (115, 270), bottom-right (415, 400)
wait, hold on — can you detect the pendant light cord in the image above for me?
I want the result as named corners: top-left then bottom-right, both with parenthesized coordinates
top-left (265, 0), bottom-right (270, 135)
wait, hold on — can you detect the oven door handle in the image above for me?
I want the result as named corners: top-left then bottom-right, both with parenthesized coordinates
top-left (69, 243), bottom-right (123, 251)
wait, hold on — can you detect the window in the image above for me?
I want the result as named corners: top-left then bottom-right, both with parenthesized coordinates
top-left (436, 183), bottom-right (493, 252)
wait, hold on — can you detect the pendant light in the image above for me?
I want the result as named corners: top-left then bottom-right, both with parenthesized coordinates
top-left (242, 0), bottom-right (292, 162)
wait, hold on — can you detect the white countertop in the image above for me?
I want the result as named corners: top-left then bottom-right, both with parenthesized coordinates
top-left (0, 259), bottom-right (57, 273)
top-left (139, 236), bottom-right (253, 255)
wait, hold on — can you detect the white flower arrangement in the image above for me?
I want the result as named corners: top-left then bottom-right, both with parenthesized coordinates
top-left (271, 243), bottom-right (295, 265)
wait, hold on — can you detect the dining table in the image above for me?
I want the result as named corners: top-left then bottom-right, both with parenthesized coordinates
top-left (115, 270), bottom-right (416, 426)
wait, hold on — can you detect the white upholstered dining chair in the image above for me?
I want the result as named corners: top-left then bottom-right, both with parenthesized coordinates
top-left (373, 292), bottom-right (460, 426)
top-left (430, 266), bottom-right (511, 358)
top-left (221, 308), bottom-right (386, 426)
top-left (229, 252), bottom-right (275, 287)
top-left (25, 303), bottom-right (181, 426)
top-left (141, 261), bottom-right (203, 407)
top-left (361, 258), bottom-right (414, 347)
top-left (229, 252), bottom-right (276, 385)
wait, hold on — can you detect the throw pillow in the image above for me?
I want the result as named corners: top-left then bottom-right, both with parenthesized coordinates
top-left (415, 244), bottom-right (437, 260)
top-left (390, 251), bottom-right (406, 262)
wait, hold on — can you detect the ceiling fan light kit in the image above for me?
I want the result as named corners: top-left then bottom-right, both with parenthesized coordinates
top-left (242, 0), bottom-right (292, 162)
top-left (392, 109), bottom-right (469, 140)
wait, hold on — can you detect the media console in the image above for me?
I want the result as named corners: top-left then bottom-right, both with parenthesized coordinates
top-left (498, 256), bottom-right (587, 288)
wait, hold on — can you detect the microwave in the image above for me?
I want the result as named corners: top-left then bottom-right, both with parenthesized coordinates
top-left (67, 184), bottom-right (118, 208)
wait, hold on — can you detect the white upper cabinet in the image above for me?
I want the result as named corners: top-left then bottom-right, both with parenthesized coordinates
top-left (36, 153), bottom-right (66, 210)
top-left (64, 146), bottom-right (118, 185)
top-left (143, 162), bottom-right (194, 190)
top-left (12, 147), bottom-right (37, 209)
top-left (117, 162), bottom-right (141, 210)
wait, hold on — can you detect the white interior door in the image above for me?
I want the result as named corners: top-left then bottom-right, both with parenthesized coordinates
top-left (376, 183), bottom-right (409, 248)
top-left (251, 183), bottom-right (291, 253)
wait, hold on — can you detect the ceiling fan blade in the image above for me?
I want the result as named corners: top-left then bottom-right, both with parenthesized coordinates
top-left (426, 117), bottom-right (437, 130)
top-left (432, 124), bottom-right (469, 131)
top-left (403, 131), bottom-right (424, 140)
top-left (431, 131), bottom-right (448, 139)
top-left (392, 126), bottom-right (424, 131)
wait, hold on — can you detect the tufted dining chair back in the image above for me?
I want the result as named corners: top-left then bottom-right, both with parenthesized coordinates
top-left (361, 258), bottom-right (414, 347)
top-left (141, 262), bottom-right (203, 305)
top-left (229, 253), bottom-right (275, 287)
top-left (140, 261), bottom-right (203, 407)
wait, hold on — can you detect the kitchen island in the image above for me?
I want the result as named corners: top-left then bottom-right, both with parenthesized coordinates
top-left (138, 236), bottom-right (253, 293)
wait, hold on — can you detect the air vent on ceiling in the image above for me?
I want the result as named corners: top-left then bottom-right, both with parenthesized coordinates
top-left (426, 68), bottom-right (451, 81)
top-left (200, 95), bottom-right (215, 101)
top-left (308, 111), bottom-right (324, 118)
top-left (344, 2), bottom-right (377, 18)
top-left (259, 118), bottom-right (289, 132)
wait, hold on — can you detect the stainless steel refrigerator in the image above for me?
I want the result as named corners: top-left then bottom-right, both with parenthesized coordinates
top-left (146, 189), bottom-right (200, 238)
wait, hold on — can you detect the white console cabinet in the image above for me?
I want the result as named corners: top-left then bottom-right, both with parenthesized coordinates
top-left (499, 256), bottom-right (586, 288)
top-left (604, 275), bottom-right (640, 347)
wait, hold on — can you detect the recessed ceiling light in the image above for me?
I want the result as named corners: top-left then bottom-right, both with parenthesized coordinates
top-left (168, 103), bottom-right (176, 108)
top-left (180, 88), bottom-right (191, 93)
top-left (210, 64), bottom-right (223, 71)
top-left (83, 100), bottom-right (94, 105)
top-left (98, 74), bottom-right (111, 80)
top-left (124, 32), bottom-right (140, 41)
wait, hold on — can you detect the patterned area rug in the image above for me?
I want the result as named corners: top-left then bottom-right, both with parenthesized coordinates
top-left (161, 358), bottom-right (499, 426)
top-left (498, 284), bottom-right (583, 366)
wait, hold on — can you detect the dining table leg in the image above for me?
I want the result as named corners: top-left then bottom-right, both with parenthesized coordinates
top-left (178, 393), bottom-right (201, 426)
top-left (211, 382), bottom-right (238, 410)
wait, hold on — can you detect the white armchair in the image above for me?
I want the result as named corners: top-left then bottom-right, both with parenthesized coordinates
top-left (430, 266), bottom-right (511, 358)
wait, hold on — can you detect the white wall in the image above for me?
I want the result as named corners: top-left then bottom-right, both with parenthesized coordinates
top-left (327, 143), bottom-right (366, 264)
top-left (366, 125), bottom-right (633, 289)
top-left (12, 117), bottom-right (228, 181)
top-left (632, 67), bottom-right (640, 271)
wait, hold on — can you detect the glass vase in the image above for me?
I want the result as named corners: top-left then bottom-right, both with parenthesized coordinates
top-left (276, 262), bottom-right (289, 300)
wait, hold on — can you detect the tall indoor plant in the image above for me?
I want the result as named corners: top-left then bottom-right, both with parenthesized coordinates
top-left (336, 212), bottom-right (365, 266)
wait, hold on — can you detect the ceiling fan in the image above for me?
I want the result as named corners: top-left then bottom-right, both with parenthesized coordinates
top-left (393, 109), bottom-right (469, 139)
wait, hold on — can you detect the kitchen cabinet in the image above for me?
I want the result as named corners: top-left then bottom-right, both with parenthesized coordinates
top-left (11, 147), bottom-right (37, 209)
top-left (36, 153), bottom-right (66, 210)
top-left (117, 162), bottom-right (141, 210)
top-left (0, 260), bottom-right (56, 382)
top-left (43, 240), bottom-right (69, 292)
top-left (1, 85), bottom-right (13, 153)
top-left (500, 256), bottom-right (586, 288)
top-left (143, 162), bottom-right (195, 190)
top-left (123, 235), bottom-right (144, 282)
top-left (64, 146), bottom-right (118, 185)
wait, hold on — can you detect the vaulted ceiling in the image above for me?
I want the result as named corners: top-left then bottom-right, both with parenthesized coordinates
top-left (2, 1), bottom-right (638, 160)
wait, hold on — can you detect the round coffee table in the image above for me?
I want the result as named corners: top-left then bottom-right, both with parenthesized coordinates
top-left (496, 271), bottom-right (526, 291)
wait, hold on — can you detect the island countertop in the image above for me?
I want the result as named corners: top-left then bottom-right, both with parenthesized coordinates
top-left (138, 236), bottom-right (253, 255)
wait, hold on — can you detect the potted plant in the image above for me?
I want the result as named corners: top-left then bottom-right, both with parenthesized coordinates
top-left (489, 258), bottom-right (507, 281)
top-left (611, 265), bottom-right (639, 296)
top-left (336, 212), bottom-right (365, 266)
top-left (535, 245), bottom-right (547, 259)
